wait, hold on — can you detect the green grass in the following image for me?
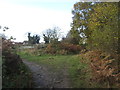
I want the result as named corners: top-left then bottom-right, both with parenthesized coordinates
top-left (18, 51), bottom-right (93, 88)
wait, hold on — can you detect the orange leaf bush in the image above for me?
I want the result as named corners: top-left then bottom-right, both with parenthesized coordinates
top-left (60, 43), bottom-right (82, 54)
top-left (44, 43), bottom-right (82, 55)
top-left (84, 50), bottom-right (120, 88)
top-left (45, 44), bottom-right (56, 54)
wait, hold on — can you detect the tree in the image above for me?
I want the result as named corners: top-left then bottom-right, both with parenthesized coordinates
top-left (63, 30), bottom-right (80, 45)
top-left (28, 33), bottom-right (40, 44)
top-left (3, 26), bottom-right (9, 32)
top-left (35, 35), bottom-right (40, 44)
top-left (43, 27), bottom-right (61, 44)
top-left (87, 2), bottom-right (119, 53)
top-left (28, 33), bottom-right (31, 42)
top-left (43, 34), bottom-right (49, 44)
top-left (71, 2), bottom-right (119, 53)
top-left (0, 26), bottom-right (9, 39)
top-left (71, 2), bottom-right (93, 44)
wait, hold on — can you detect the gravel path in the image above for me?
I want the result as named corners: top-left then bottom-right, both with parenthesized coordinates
top-left (22, 59), bottom-right (70, 88)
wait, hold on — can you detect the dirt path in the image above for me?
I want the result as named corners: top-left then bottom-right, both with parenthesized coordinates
top-left (22, 59), bottom-right (71, 88)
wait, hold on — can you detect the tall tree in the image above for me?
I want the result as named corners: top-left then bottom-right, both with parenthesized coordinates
top-left (35, 35), bottom-right (40, 44)
top-left (64, 30), bottom-right (80, 45)
top-left (28, 33), bottom-right (40, 44)
top-left (43, 34), bottom-right (49, 44)
top-left (87, 2), bottom-right (119, 53)
top-left (71, 2), bottom-right (93, 44)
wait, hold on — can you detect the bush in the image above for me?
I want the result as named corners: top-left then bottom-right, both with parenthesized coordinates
top-left (60, 43), bottom-right (82, 54)
top-left (2, 38), bottom-right (33, 88)
top-left (44, 44), bottom-right (56, 54)
top-left (43, 43), bottom-right (83, 55)
top-left (2, 39), bottom-right (22, 74)
top-left (84, 50), bottom-right (120, 88)
top-left (56, 49), bottom-right (68, 55)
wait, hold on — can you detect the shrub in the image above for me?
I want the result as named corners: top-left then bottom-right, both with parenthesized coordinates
top-left (60, 43), bottom-right (82, 54)
top-left (2, 39), bottom-right (22, 74)
top-left (43, 43), bottom-right (82, 55)
top-left (85, 50), bottom-right (120, 88)
top-left (57, 50), bottom-right (68, 55)
top-left (44, 44), bottom-right (56, 54)
top-left (2, 38), bottom-right (33, 88)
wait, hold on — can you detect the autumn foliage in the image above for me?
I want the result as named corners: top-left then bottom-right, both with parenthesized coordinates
top-left (60, 43), bottom-right (82, 54)
top-left (44, 43), bottom-right (82, 55)
top-left (84, 50), bottom-right (120, 88)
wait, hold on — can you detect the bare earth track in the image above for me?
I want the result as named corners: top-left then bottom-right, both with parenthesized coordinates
top-left (22, 59), bottom-right (70, 88)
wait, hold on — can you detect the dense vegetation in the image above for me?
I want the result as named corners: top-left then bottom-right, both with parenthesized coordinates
top-left (71, 2), bottom-right (119, 52)
top-left (1, 32), bottom-right (33, 88)
top-left (1, 1), bottom-right (120, 88)
top-left (69, 2), bottom-right (120, 88)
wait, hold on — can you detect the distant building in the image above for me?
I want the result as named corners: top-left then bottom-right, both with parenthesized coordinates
top-left (14, 42), bottom-right (23, 45)
top-left (20, 46), bottom-right (34, 49)
top-left (23, 41), bottom-right (29, 45)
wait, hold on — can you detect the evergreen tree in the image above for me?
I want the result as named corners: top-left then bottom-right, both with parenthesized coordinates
top-left (28, 33), bottom-right (40, 44)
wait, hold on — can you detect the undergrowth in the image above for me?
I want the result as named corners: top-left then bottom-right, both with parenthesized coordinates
top-left (2, 39), bottom-right (33, 88)
top-left (2, 62), bottom-right (33, 88)
top-left (18, 48), bottom-right (120, 88)
top-left (82, 50), bottom-right (120, 88)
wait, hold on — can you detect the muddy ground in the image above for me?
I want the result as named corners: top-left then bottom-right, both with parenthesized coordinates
top-left (23, 59), bottom-right (71, 88)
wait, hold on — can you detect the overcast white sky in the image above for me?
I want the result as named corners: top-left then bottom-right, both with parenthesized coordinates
top-left (0, 0), bottom-right (79, 42)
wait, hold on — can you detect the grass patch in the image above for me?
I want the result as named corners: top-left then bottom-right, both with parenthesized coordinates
top-left (18, 51), bottom-right (93, 88)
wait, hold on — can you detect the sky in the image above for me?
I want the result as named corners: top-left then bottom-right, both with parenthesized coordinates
top-left (0, 0), bottom-right (79, 42)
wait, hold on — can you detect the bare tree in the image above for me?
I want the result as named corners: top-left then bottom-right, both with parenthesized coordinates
top-left (43, 26), bottom-right (61, 44)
